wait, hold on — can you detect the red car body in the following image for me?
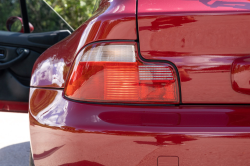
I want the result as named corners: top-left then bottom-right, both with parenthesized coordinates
top-left (29, 0), bottom-right (250, 165)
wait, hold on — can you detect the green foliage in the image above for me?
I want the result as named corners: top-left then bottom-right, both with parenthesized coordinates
top-left (0, 0), bottom-right (95, 32)
top-left (44, 0), bottom-right (95, 29)
top-left (11, 19), bottom-right (22, 32)
top-left (26, 0), bottom-right (72, 33)
top-left (0, 0), bottom-right (21, 31)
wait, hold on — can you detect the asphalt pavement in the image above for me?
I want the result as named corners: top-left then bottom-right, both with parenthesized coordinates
top-left (0, 112), bottom-right (30, 166)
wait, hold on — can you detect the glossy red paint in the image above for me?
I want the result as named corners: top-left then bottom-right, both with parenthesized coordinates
top-left (29, 88), bottom-right (250, 166)
top-left (30, 0), bottom-right (137, 88)
top-left (0, 100), bottom-right (28, 112)
top-left (231, 55), bottom-right (250, 95)
top-left (29, 0), bottom-right (250, 165)
top-left (138, 0), bottom-right (250, 103)
top-left (138, 0), bottom-right (250, 13)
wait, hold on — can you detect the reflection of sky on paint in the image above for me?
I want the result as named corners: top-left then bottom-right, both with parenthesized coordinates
top-left (111, 4), bottom-right (125, 13)
top-left (31, 17), bottom-right (98, 88)
top-left (37, 92), bottom-right (68, 127)
top-left (29, 89), bottom-right (69, 127)
top-left (31, 56), bottom-right (65, 87)
top-left (168, 55), bottom-right (236, 70)
top-left (29, 88), bottom-right (101, 127)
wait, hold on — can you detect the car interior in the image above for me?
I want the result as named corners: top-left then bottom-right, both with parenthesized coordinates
top-left (0, 0), bottom-right (72, 111)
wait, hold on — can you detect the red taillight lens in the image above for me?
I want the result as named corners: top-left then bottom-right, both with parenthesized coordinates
top-left (65, 42), bottom-right (179, 104)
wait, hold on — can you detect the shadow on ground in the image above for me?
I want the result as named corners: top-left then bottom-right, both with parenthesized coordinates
top-left (0, 141), bottom-right (30, 166)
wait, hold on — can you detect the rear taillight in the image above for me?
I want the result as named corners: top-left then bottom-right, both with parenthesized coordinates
top-left (65, 42), bottom-right (179, 104)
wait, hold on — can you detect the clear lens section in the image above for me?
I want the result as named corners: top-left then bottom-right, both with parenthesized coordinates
top-left (65, 43), bottom-right (179, 104)
top-left (80, 45), bottom-right (136, 62)
top-left (139, 66), bottom-right (174, 80)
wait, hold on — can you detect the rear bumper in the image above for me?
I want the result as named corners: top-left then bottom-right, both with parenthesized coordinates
top-left (29, 88), bottom-right (250, 166)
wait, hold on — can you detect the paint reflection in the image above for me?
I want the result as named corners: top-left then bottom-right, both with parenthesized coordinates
top-left (134, 135), bottom-right (197, 146)
top-left (199, 0), bottom-right (250, 10)
top-left (143, 54), bottom-right (237, 72)
top-left (31, 57), bottom-right (65, 87)
top-left (59, 160), bottom-right (104, 166)
top-left (139, 16), bottom-right (196, 31)
top-left (33, 145), bottom-right (65, 160)
top-left (231, 56), bottom-right (250, 94)
top-left (30, 88), bottom-right (69, 127)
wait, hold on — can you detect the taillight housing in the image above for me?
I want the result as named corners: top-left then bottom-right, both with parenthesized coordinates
top-left (65, 42), bottom-right (179, 104)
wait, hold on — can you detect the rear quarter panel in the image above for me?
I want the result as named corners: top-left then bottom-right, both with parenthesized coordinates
top-left (30, 0), bottom-right (137, 88)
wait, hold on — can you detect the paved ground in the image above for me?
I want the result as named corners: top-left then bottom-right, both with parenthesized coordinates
top-left (0, 112), bottom-right (30, 166)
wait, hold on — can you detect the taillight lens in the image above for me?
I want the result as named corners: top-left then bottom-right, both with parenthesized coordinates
top-left (65, 42), bottom-right (179, 104)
